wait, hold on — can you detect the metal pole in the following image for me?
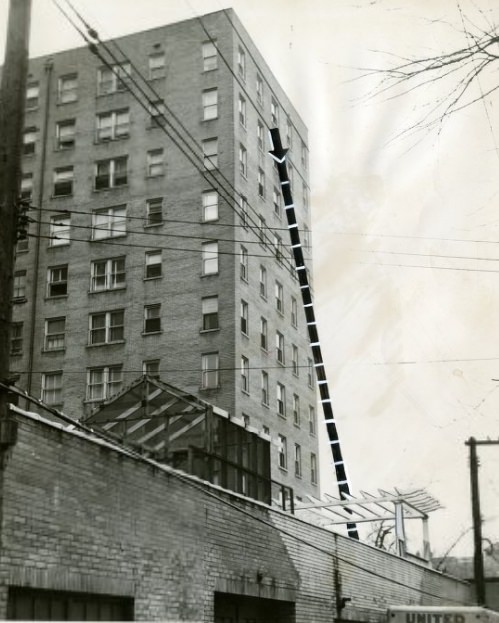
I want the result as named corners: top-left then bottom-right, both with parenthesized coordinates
top-left (467, 437), bottom-right (486, 605)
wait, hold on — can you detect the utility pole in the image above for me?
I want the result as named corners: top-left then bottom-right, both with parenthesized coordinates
top-left (0, 0), bottom-right (32, 428)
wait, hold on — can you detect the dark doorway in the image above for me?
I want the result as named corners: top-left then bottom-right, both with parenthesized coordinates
top-left (214, 592), bottom-right (295, 623)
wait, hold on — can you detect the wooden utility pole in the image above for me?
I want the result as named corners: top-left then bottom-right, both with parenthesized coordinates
top-left (467, 437), bottom-right (486, 605)
top-left (0, 0), bottom-right (32, 426)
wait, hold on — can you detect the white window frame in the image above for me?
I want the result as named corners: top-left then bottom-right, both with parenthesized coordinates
top-left (145, 197), bottom-right (163, 226)
top-left (238, 94), bottom-right (246, 127)
top-left (277, 382), bottom-right (286, 417)
top-left (258, 168), bottom-right (265, 198)
top-left (44, 317), bottom-right (66, 351)
top-left (260, 316), bottom-right (267, 351)
top-left (202, 191), bottom-right (218, 222)
top-left (94, 156), bottom-right (128, 190)
top-left (241, 355), bottom-right (249, 393)
top-left (58, 73), bottom-right (78, 103)
top-left (56, 119), bottom-right (76, 150)
top-left (294, 443), bottom-right (302, 477)
top-left (292, 344), bottom-right (299, 376)
top-left (96, 109), bottom-right (129, 142)
top-left (271, 97), bottom-right (279, 126)
top-left (202, 88), bottom-right (218, 120)
top-left (276, 331), bottom-right (285, 364)
top-left (90, 257), bottom-right (125, 292)
top-left (97, 63), bottom-right (131, 95)
top-left (26, 82), bottom-right (39, 109)
top-left (202, 241), bottom-right (219, 275)
top-left (202, 40), bottom-right (217, 71)
top-left (203, 138), bottom-right (218, 170)
top-left (86, 366), bottom-right (123, 402)
top-left (148, 52), bottom-right (165, 79)
top-left (201, 352), bottom-right (219, 389)
top-left (144, 304), bottom-right (161, 334)
top-left (257, 119), bottom-right (264, 151)
top-left (10, 322), bottom-right (23, 356)
top-left (89, 310), bottom-right (125, 345)
top-left (202, 295), bottom-right (219, 331)
top-left (143, 359), bottom-right (160, 378)
top-left (261, 371), bottom-right (269, 406)
top-left (145, 250), bottom-right (162, 279)
top-left (278, 434), bottom-right (287, 469)
top-left (20, 172), bottom-right (33, 200)
top-left (259, 265), bottom-right (267, 299)
top-left (275, 281), bottom-right (284, 314)
top-left (149, 100), bottom-right (166, 127)
top-left (311, 453), bottom-right (318, 484)
top-left (92, 205), bottom-right (126, 240)
top-left (291, 297), bottom-right (298, 327)
top-left (239, 144), bottom-right (247, 177)
top-left (41, 372), bottom-right (63, 405)
top-left (237, 45), bottom-right (246, 79)
top-left (23, 127), bottom-right (37, 155)
top-left (48, 214), bottom-right (70, 247)
top-left (239, 195), bottom-right (248, 228)
top-left (47, 265), bottom-right (68, 298)
top-left (240, 300), bottom-right (249, 335)
top-left (13, 270), bottom-right (27, 299)
top-left (293, 394), bottom-right (300, 427)
top-left (240, 246), bottom-right (248, 281)
top-left (53, 166), bottom-right (74, 197)
top-left (309, 405), bottom-right (316, 436)
top-left (256, 74), bottom-right (263, 105)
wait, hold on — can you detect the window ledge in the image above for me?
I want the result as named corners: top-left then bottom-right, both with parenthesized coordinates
top-left (199, 385), bottom-right (221, 392)
top-left (144, 276), bottom-right (162, 281)
top-left (87, 340), bottom-right (125, 348)
top-left (45, 295), bottom-right (68, 301)
top-left (200, 328), bottom-right (220, 334)
top-left (201, 272), bottom-right (219, 278)
top-left (51, 194), bottom-right (73, 199)
top-left (145, 174), bottom-right (165, 179)
top-left (42, 348), bottom-right (66, 354)
top-left (142, 331), bottom-right (163, 336)
top-left (277, 412), bottom-right (286, 420)
top-left (92, 185), bottom-right (129, 193)
top-left (88, 286), bottom-right (126, 295)
top-left (12, 297), bottom-right (27, 304)
top-left (278, 466), bottom-right (288, 473)
top-left (241, 388), bottom-right (250, 396)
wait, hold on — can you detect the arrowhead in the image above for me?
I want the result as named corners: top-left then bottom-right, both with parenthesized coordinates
top-left (269, 148), bottom-right (288, 164)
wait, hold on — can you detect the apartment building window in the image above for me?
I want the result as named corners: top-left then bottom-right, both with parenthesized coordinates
top-left (148, 52), bottom-right (165, 79)
top-left (240, 300), bottom-right (249, 335)
top-left (202, 296), bottom-right (218, 330)
top-left (286, 117), bottom-right (292, 147)
top-left (146, 149), bottom-right (164, 177)
top-left (202, 40), bottom-right (217, 71)
top-left (307, 358), bottom-right (314, 388)
top-left (202, 89), bottom-right (218, 120)
top-left (293, 394), bottom-right (300, 426)
top-left (146, 197), bottom-right (163, 226)
top-left (87, 366), bottom-right (123, 402)
top-left (97, 62), bottom-right (131, 95)
top-left (96, 109), bottom-right (129, 142)
top-left (271, 97), bottom-right (279, 126)
top-left (301, 140), bottom-right (308, 169)
top-left (303, 183), bottom-right (309, 212)
top-left (20, 172), bottom-right (33, 201)
top-left (303, 225), bottom-right (311, 250)
top-left (311, 452), bottom-right (318, 484)
top-left (239, 144), bottom-right (247, 177)
top-left (26, 82), bottom-right (39, 109)
top-left (92, 205), bottom-right (126, 240)
top-left (203, 138), bottom-right (218, 169)
top-left (201, 352), bottom-right (219, 388)
top-left (89, 310), bottom-right (124, 345)
top-left (41, 372), bottom-right (63, 405)
top-left (256, 74), bottom-right (263, 104)
top-left (56, 119), bottom-right (75, 150)
top-left (257, 119), bottom-right (264, 151)
top-left (144, 304), bottom-right (161, 334)
top-left (257, 215), bottom-right (266, 244)
top-left (288, 163), bottom-right (294, 190)
top-left (292, 344), bottom-right (299, 376)
top-left (145, 250), bottom-right (162, 278)
top-left (95, 157), bottom-right (128, 190)
top-left (309, 406), bottom-right (316, 436)
top-left (239, 194), bottom-right (248, 228)
top-left (202, 241), bottom-right (218, 275)
top-left (275, 281), bottom-right (284, 314)
top-left (237, 45), bottom-right (246, 79)
top-left (276, 331), bottom-right (285, 364)
top-left (57, 73), bottom-right (78, 103)
top-left (294, 443), bottom-right (302, 477)
top-left (13, 271), bottom-right (27, 300)
top-left (23, 127), bottom-right (37, 155)
top-left (261, 371), bottom-right (269, 406)
top-left (53, 166), bottom-right (74, 197)
top-left (47, 265), bottom-right (68, 297)
top-left (291, 297), bottom-right (298, 327)
top-left (260, 317), bottom-right (268, 350)
top-left (273, 234), bottom-right (283, 263)
top-left (90, 257), bottom-right (125, 292)
top-left (49, 214), bottom-right (70, 246)
top-left (44, 317), bottom-right (65, 351)
top-left (278, 434), bottom-right (287, 469)
top-left (10, 323), bottom-right (23, 356)
top-left (272, 187), bottom-right (281, 216)
top-left (143, 359), bottom-right (160, 378)
top-left (149, 100), bottom-right (166, 127)
top-left (240, 246), bottom-right (248, 281)
top-left (238, 95), bottom-right (246, 127)
top-left (241, 356), bottom-right (249, 393)
top-left (258, 168), bottom-right (265, 198)
top-left (277, 382), bottom-right (286, 417)
top-left (202, 190), bottom-right (218, 222)
top-left (259, 265), bottom-right (267, 298)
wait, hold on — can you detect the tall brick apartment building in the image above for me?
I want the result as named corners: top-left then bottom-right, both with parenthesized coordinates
top-left (11, 9), bottom-right (319, 499)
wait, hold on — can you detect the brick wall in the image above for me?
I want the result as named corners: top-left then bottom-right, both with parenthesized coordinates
top-left (0, 410), bottom-right (472, 621)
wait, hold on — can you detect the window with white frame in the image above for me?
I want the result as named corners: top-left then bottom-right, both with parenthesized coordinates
top-left (26, 82), bottom-right (39, 109)
top-left (58, 73), bottom-right (78, 103)
top-left (294, 443), bottom-right (302, 477)
top-left (49, 214), bottom-right (70, 246)
top-left (97, 63), bottom-right (131, 95)
top-left (271, 97), bottom-right (279, 126)
top-left (307, 358), bottom-right (314, 388)
top-left (301, 139), bottom-right (308, 169)
top-left (309, 405), bottom-right (316, 436)
top-left (10, 323), bottom-right (23, 356)
top-left (22, 127), bottom-right (37, 155)
top-left (90, 257), bottom-right (125, 292)
top-left (149, 100), bottom-right (166, 127)
top-left (94, 157), bottom-right (127, 189)
top-left (256, 74), bottom-right (263, 104)
top-left (237, 45), bottom-right (246, 79)
top-left (240, 300), bottom-right (249, 335)
top-left (286, 117), bottom-right (292, 147)
top-left (257, 119), bottom-right (264, 151)
top-left (44, 317), bottom-right (65, 351)
top-left (146, 149), bottom-right (164, 177)
top-left (56, 119), bottom-right (75, 150)
top-left (240, 246), bottom-right (248, 281)
top-left (260, 316), bottom-right (267, 351)
top-left (302, 183), bottom-right (309, 212)
top-left (13, 270), bottom-right (27, 300)
top-left (148, 53), bottom-right (165, 79)
top-left (257, 215), bottom-right (266, 244)
top-left (92, 205), bottom-right (126, 240)
top-left (202, 295), bottom-right (218, 330)
top-left (202, 191), bottom-right (218, 222)
top-left (288, 164), bottom-right (294, 189)
top-left (87, 366), bottom-right (123, 402)
top-left (275, 281), bottom-right (284, 314)
top-left (89, 310), bottom-right (124, 345)
top-left (47, 265), bottom-right (68, 297)
top-left (96, 109), bottom-right (129, 142)
top-left (239, 143), bottom-right (247, 177)
top-left (202, 89), bottom-right (218, 120)
top-left (291, 297), bottom-right (298, 327)
top-left (293, 394), bottom-right (300, 427)
top-left (201, 352), bottom-right (219, 388)
top-left (145, 250), bottom-right (162, 279)
top-left (258, 168), bottom-right (265, 198)
top-left (292, 344), bottom-right (299, 376)
top-left (311, 453), bottom-right (318, 483)
top-left (277, 382), bottom-right (286, 417)
top-left (241, 355), bottom-right (249, 393)
top-left (20, 172), bottom-right (33, 201)
top-left (145, 197), bottom-right (163, 226)
top-left (272, 187), bottom-right (281, 216)
top-left (144, 304), bottom-right (161, 334)
top-left (143, 359), bottom-right (160, 378)
top-left (239, 194), bottom-right (248, 228)
top-left (202, 40), bottom-right (217, 71)
top-left (238, 94), bottom-right (246, 127)
top-left (278, 434), bottom-right (287, 469)
top-left (273, 233), bottom-right (283, 263)
top-left (261, 371), bottom-right (269, 406)
top-left (202, 241), bottom-right (218, 275)
top-left (259, 265), bottom-right (267, 298)
top-left (202, 138), bottom-right (218, 169)
top-left (276, 331), bottom-right (285, 364)
top-left (53, 166), bottom-right (73, 196)
top-left (41, 372), bottom-right (63, 405)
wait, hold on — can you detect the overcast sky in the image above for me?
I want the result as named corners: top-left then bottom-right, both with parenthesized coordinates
top-left (2, 0), bottom-right (499, 558)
